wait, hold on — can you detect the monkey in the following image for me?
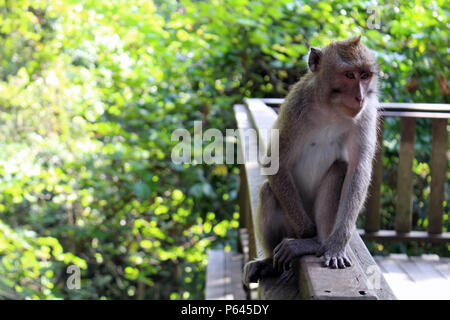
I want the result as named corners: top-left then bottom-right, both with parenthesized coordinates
top-left (243, 36), bottom-right (379, 286)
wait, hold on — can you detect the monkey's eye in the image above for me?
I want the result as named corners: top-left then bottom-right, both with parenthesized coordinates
top-left (331, 88), bottom-right (342, 94)
top-left (361, 72), bottom-right (371, 80)
top-left (344, 71), bottom-right (356, 79)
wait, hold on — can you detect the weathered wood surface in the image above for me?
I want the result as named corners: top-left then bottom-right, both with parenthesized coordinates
top-left (264, 99), bottom-right (450, 118)
top-left (375, 254), bottom-right (450, 300)
top-left (234, 103), bottom-right (266, 260)
top-left (395, 117), bottom-right (416, 233)
top-left (365, 117), bottom-right (384, 232)
top-left (297, 253), bottom-right (377, 300)
top-left (205, 250), bottom-right (246, 300)
top-left (428, 118), bottom-right (448, 234)
top-left (235, 99), bottom-right (396, 300)
top-left (359, 229), bottom-right (450, 243)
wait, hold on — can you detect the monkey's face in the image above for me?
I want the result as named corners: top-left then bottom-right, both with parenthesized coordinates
top-left (328, 67), bottom-right (375, 118)
top-left (309, 36), bottom-right (378, 118)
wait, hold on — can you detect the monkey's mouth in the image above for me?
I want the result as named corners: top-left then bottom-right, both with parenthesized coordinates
top-left (340, 103), bottom-right (363, 117)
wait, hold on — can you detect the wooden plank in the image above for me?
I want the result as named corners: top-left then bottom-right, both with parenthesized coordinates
top-left (397, 259), bottom-right (450, 299)
top-left (374, 256), bottom-right (417, 300)
top-left (205, 250), bottom-right (226, 299)
top-left (261, 99), bottom-right (450, 113)
top-left (348, 231), bottom-right (396, 299)
top-left (244, 98), bottom-right (278, 156)
top-left (298, 248), bottom-right (378, 300)
top-left (380, 111), bottom-right (450, 119)
top-left (226, 251), bottom-right (247, 300)
top-left (262, 98), bottom-right (284, 105)
top-left (395, 117), bottom-right (416, 233)
top-left (238, 164), bottom-right (249, 229)
top-left (206, 250), bottom-right (246, 300)
top-left (379, 102), bottom-right (450, 112)
top-left (261, 99), bottom-right (450, 119)
top-left (430, 258), bottom-right (450, 280)
top-left (238, 228), bottom-right (249, 264)
top-left (234, 104), bottom-right (266, 259)
top-left (428, 118), bottom-right (448, 234)
top-left (399, 260), bottom-right (435, 282)
top-left (365, 117), bottom-right (384, 232)
top-left (359, 229), bottom-right (450, 243)
top-left (410, 256), bottom-right (448, 281)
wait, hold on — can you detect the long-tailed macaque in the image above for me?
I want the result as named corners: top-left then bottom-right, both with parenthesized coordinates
top-left (243, 36), bottom-right (379, 286)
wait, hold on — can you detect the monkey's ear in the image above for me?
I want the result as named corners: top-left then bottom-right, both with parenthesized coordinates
top-left (347, 35), bottom-right (361, 46)
top-left (308, 48), bottom-right (322, 73)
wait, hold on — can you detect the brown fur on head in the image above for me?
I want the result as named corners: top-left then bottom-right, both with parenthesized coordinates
top-left (308, 36), bottom-right (379, 118)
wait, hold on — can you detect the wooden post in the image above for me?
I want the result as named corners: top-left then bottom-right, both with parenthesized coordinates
top-left (395, 118), bottom-right (416, 233)
top-left (239, 164), bottom-right (249, 229)
top-left (365, 117), bottom-right (384, 232)
top-left (428, 119), bottom-right (448, 234)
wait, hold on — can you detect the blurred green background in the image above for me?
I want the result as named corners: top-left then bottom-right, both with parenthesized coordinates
top-left (0, 0), bottom-right (448, 299)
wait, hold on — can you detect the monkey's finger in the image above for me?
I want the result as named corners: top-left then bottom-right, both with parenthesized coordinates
top-left (337, 257), bottom-right (346, 269)
top-left (283, 261), bottom-right (290, 272)
top-left (330, 257), bottom-right (338, 269)
top-left (273, 252), bottom-right (282, 272)
top-left (273, 241), bottom-right (284, 255)
top-left (274, 238), bottom-right (293, 255)
top-left (275, 250), bottom-right (289, 272)
top-left (343, 256), bottom-right (352, 267)
top-left (323, 256), bottom-right (331, 267)
top-left (283, 255), bottom-right (294, 271)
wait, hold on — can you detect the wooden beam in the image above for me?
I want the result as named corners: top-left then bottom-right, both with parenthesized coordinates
top-left (395, 117), bottom-right (416, 233)
top-left (260, 99), bottom-right (450, 119)
top-left (234, 103), bottom-right (266, 260)
top-left (428, 119), bottom-right (448, 234)
top-left (244, 98), bottom-right (278, 156)
top-left (379, 102), bottom-right (450, 112)
top-left (298, 250), bottom-right (377, 299)
top-left (298, 230), bottom-right (396, 300)
top-left (380, 111), bottom-right (450, 119)
top-left (359, 229), bottom-right (450, 243)
top-left (348, 231), bottom-right (396, 300)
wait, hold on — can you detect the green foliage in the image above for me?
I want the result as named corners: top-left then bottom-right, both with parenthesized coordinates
top-left (0, 0), bottom-right (448, 299)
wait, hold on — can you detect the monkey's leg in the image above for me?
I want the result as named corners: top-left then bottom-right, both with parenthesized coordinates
top-left (314, 160), bottom-right (351, 269)
top-left (243, 182), bottom-right (288, 287)
top-left (272, 160), bottom-right (349, 271)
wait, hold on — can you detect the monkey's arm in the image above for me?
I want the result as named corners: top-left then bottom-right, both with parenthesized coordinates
top-left (317, 143), bottom-right (374, 267)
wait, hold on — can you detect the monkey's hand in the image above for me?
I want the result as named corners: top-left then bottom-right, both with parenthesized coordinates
top-left (273, 238), bottom-right (320, 272)
top-left (316, 242), bottom-right (352, 269)
top-left (243, 259), bottom-right (279, 287)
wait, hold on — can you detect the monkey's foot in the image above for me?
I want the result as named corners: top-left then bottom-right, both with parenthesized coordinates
top-left (242, 259), bottom-right (278, 288)
top-left (317, 246), bottom-right (352, 269)
top-left (273, 237), bottom-right (320, 272)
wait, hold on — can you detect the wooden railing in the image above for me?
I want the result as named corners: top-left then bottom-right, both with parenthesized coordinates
top-left (235, 99), bottom-right (398, 300)
top-left (260, 99), bottom-right (450, 243)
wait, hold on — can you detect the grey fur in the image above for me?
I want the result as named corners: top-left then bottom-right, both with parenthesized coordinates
top-left (243, 37), bottom-right (379, 286)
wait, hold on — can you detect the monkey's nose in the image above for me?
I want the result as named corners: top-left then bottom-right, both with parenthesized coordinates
top-left (355, 96), bottom-right (362, 102)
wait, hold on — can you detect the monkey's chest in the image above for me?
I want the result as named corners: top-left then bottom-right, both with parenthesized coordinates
top-left (292, 126), bottom-right (349, 201)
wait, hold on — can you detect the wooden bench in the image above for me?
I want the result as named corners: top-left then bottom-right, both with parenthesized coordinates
top-left (234, 98), bottom-right (449, 300)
